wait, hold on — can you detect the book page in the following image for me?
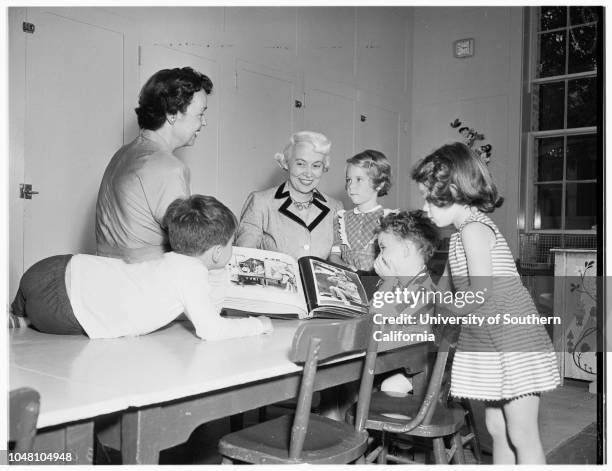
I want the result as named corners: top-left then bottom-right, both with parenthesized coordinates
top-left (308, 258), bottom-right (369, 310)
top-left (225, 247), bottom-right (307, 315)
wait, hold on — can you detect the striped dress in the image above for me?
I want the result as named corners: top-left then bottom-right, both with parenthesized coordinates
top-left (448, 211), bottom-right (560, 401)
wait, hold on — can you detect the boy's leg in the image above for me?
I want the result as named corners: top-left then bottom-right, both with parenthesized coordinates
top-left (380, 372), bottom-right (413, 395)
top-left (10, 287), bottom-right (26, 316)
top-left (16, 255), bottom-right (85, 335)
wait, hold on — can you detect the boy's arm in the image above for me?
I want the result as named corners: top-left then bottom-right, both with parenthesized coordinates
top-left (182, 267), bottom-right (272, 341)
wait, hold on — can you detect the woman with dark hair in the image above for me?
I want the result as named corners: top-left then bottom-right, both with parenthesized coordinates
top-left (96, 67), bottom-right (213, 262)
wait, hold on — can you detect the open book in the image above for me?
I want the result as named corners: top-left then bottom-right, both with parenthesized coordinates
top-left (223, 247), bottom-right (370, 319)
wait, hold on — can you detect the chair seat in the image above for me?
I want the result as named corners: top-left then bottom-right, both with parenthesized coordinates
top-left (218, 413), bottom-right (368, 464)
top-left (348, 392), bottom-right (466, 438)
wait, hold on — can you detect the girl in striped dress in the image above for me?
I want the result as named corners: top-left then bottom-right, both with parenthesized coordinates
top-left (411, 142), bottom-right (560, 464)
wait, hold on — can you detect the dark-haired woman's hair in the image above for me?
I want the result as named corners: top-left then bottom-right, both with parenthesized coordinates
top-left (163, 195), bottom-right (236, 256)
top-left (346, 150), bottom-right (392, 196)
top-left (378, 210), bottom-right (438, 262)
top-left (135, 67), bottom-right (213, 131)
top-left (411, 142), bottom-right (503, 212)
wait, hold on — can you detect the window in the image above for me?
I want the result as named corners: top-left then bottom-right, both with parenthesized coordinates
top-left (525, 6), bottom-right (600, 233)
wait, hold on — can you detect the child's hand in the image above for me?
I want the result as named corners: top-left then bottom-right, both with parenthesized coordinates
top-left (373, 254), bottom-right (396, 277)
top-left (258, 316), bottom-right (273, 334)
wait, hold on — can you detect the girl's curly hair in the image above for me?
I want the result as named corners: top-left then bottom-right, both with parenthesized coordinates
top-left (411, 142), bottom-right (503, 213)
top-left (378, 210), bottom-right (438, 262)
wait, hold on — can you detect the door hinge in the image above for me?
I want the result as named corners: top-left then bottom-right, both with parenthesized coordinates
top-left (20, 184), bottom-right (39, 199)
top-left (22, 22), bottom-right (35, 34)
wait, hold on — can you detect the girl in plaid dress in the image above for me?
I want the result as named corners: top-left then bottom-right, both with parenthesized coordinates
top-left (330, 150), bottom-right (395, 296)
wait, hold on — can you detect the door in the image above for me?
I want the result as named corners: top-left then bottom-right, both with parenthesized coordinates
top-left (139, 45), bottom-right (220, 198)
top-left (219, 61), bottom-right (296, 215)
top-left (356, 100), bottom-right (401, 208)
top-left (302, 78), bottom-right (356, 207)
top-left (19, 9), bottom-right (124, 275)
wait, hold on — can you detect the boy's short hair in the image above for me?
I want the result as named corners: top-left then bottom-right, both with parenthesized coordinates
top-left (164, 195), bottom-right (237, 256)
top-left (378, 210), bottom-right (438, 262)
top-left (346, 150), bottom-right (392, 196)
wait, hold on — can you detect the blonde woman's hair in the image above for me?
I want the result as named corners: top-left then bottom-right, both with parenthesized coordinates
top-left (274, 131), bottom-right (331, 171)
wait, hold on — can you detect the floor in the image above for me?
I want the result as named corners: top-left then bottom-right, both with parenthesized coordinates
top-left (98, 381), bottom-right (600, 465)
top-left (540, 380), bottom-right (599, 464)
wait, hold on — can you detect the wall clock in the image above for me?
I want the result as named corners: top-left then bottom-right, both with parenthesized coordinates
top-left (453, 38), bottom-right (474, 58)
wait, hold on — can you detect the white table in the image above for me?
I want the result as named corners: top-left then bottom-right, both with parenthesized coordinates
top-left (10, 320), bottom-right (429, 464)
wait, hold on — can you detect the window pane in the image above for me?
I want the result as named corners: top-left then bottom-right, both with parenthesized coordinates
top-left (568, 26), bottom-right (598, 73)
top-left (534, 184), bottom-right (562, 230)
top-left (565, 183), bottom-right (596, 229)
top-left (534, 82), bottom-right (565, 131)
top-left (540, 7), bottom-right (567, 31)
top-left (567, 134), bottom-right (597, 180)
top-left (567, 77), bottom-right (597, 128)
top-left (537, 31), bottom-right (566, 77)
top-left (570, 6), bottom-right (599, 26)
top-left (536, 137), bottom-right (564, 181)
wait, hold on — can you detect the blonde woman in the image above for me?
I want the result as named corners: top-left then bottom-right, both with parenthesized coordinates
top-left (236, 131), bottom-right (343, 260)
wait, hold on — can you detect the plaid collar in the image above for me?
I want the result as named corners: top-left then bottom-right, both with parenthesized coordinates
top-left (353, 204), bottom-right (382, 215)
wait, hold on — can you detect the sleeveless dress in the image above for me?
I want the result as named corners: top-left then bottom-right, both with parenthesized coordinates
top-left (448, 211), bottom-right (560, 401)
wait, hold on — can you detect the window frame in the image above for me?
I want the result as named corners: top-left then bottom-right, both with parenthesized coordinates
top-left (520, 6), bottom-right (599, 235)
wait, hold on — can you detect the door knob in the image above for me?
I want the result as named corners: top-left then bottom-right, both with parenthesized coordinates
top-left (19, 184), bottom-right (39, 199)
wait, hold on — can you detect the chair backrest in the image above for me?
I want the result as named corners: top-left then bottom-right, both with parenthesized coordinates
top-left (379, 326), bottom-right (457, 434)
top-left (8, 387), bottom-right (40, 452)
top-left (288, 317), bottom-right (375, 459)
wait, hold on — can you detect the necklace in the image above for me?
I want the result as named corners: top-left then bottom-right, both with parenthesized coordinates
top-left (292, 196), bottom-right (314, 211)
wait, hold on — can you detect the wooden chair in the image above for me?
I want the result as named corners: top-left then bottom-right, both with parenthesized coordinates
top-left (218, 317), bottom-right (376, 464)
top-left (8, 387), bottom-right (40, 452)
top-left (347, 327), bottom-right (470, 464)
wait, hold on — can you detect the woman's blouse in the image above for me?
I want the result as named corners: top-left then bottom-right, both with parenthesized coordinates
top-left (95, 130), bottom-right (190, 263)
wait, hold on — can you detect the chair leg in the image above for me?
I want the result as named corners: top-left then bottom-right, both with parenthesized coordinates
top-left (365, 445), bottom-right (383, 463)
top-left (432, 437), bottom-right (447, 464)
top-left (355, 454), bottom-right (366, 464)
top-left (462, 399), bottom-right (483, 462)
top-left (377, 432), bottom-right (388, 464)
top-left (451, 432), bottom-right (466, 464)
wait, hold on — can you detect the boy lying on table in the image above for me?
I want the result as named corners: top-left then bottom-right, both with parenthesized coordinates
top-left (11, 195), bottom-right (273, 340)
